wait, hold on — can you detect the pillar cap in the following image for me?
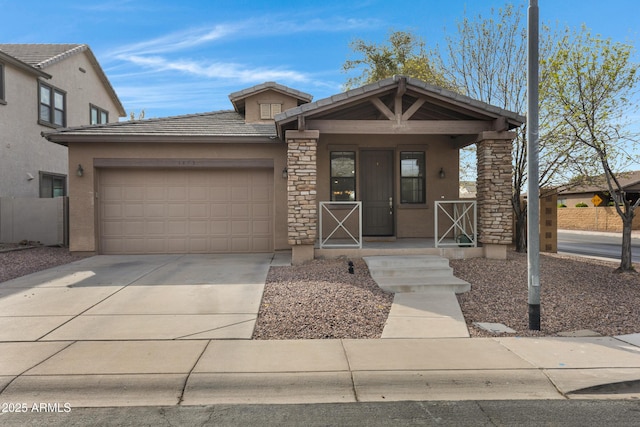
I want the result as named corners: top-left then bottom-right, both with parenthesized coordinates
top-left (476, 130), bottom-right (517, 142)
top-left (285, 130), bottom-right (320, 140)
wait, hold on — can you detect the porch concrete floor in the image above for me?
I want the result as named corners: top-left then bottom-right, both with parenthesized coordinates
top-left (315, 238), bottom-right (483, 259)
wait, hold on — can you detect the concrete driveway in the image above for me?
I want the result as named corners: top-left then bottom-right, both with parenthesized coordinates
top-left (0, 253), bottom-right (280, 341)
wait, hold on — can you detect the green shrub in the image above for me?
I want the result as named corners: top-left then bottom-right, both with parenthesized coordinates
top-left (575, 202), bottom-right (589, 207)
top-left (558, 203), bottom-right (567, 208)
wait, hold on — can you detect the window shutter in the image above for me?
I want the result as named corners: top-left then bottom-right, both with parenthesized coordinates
top-left (260, 103), bottom-right (271, 119)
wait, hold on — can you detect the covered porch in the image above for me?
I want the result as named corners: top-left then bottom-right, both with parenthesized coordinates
top-left (275, 76), bottom-right (524, 264)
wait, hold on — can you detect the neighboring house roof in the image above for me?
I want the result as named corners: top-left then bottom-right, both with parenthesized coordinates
top-left (559, 171), bottom-right (640, 195)
top-left (229, 81), bottom-right (313, 114)
top-left (275, 75), bottom-right (525, 136)
top-left (44, 110), bottom-right (278, 145)
top-left (0, 43), bottom-right (126, 117)
top-left (0, 50), bottom-right (51, 78)
top-left (0, 44), bottom-right (85, 68)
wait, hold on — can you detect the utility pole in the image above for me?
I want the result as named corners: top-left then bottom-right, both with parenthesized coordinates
top-left (527, 0), bottom-right (541, 330)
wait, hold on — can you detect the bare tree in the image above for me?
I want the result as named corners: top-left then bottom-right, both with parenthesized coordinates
top-left (544, 26), bottom-right (640, 271)
top-left (436, 5), bottom-right (583, 251)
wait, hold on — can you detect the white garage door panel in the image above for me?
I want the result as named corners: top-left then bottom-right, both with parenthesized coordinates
top-left (100, 168), bottom-right (273, 254)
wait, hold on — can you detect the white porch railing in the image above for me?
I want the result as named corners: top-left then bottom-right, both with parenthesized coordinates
top-left (435, 200), bottom-right (477, 248)
top-left (319, 201), bottom-right (362, 248)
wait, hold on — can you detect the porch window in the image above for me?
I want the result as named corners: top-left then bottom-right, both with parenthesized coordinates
top-left (330, 151), bottom-right (355, 201)
top-left (400, 151), bottom-right (425, 204)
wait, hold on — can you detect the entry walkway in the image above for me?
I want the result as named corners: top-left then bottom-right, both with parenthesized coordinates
top-left (364, 255), bottom-right (471, 338)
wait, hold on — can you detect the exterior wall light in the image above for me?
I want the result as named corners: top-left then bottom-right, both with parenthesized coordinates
top-left (282, 167), bottom-right (288, 179)
top-left (439, 168), bottom-right (445, 179)
top-left (77, 164), bottom-right (84, 177)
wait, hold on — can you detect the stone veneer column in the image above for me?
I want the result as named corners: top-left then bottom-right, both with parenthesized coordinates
top-left (285, 130), bottom-right (319, 265)
top-left (476, 131), bottom-right (516, 259)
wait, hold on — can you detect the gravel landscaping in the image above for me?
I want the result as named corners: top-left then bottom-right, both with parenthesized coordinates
top-left (1, 245), bottom-right (639, 339)
top-left (452, 251), bottom-right (640, 337)
top-left (0, 244), bottom-right (88, 283)
top-left (252, 258), bottom-right (394, 339)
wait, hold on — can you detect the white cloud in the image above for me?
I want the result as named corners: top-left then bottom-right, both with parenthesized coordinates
top-left (121, 55), bottom-right (309, 83)
top-left (108, 14), bottom-right (380, 58)
top-left (108, 24), bottom-right (239, 57)
top-left (104, 11), bottom-right (381, 117)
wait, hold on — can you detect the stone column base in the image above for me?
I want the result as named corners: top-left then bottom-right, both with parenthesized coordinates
top-left (291, 244), bottom-right (315, 265)
top-left (483, 244), bottom-right (507, 260)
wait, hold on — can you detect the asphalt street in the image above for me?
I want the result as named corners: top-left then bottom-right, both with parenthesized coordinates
top-left (557, 230), bottom-right (640, 263)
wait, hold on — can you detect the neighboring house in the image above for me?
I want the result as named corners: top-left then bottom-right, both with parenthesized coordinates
top-left (45, 76), bottom-right (523, 263)
top-left (0, 44), bottom-right (125, 199)
top-left (558, 171), bottom-right (640, 207)
top-left (459, 181), bottom-right (477, 199)
top-left (557, 171), bottom-right (640, 232)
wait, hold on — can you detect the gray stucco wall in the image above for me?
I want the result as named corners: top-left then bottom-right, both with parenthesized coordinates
top-left (0, 197), bottom-right (66, 245)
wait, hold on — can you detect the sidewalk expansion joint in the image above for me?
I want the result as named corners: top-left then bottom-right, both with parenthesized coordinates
top-left (339, 339), bottom-right (359, 402)
top-left (177, 339), bottom-right (212, 405)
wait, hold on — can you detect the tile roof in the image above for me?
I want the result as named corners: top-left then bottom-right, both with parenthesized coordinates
top-left (0, 44), bottom-right (86, 68)
top-left (0, 50), bottom-right (51, 78)
top-left (228, 81), bottom-right (313, 114)
top-left (0, 44), bottom-right (126, 117)
top-left (229, 81), bottom-right (313, 104)
top-left (44, 110), bottom-right (278, 144)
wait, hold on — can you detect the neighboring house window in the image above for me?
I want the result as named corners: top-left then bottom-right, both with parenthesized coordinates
top-left (90, 104), bottom-right (109, 124)
top-left (400, 151), bottom-right (425, 204)
top-left (330, 151), bottom-right (356, 201)
top-left (259, 103), bottom-right (282, 119)
top-left (0, 62), bottom-right (5, 104)
top-left (39, 82), bottom-right (66, 127)
top-left (40, 172), bottom-right (66, 198)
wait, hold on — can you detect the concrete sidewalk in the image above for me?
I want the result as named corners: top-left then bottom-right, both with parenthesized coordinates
top-left (1, 252), bottom-right (640, 407)
top-left (1, 336), bottom-right (640, 406)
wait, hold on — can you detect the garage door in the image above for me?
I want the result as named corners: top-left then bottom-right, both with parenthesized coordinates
top-left (99, 168), bottom-right (273, 254)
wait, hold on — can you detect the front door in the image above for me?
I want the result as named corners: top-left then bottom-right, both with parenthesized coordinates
top-left (361, 150), bottom-right (394, 236)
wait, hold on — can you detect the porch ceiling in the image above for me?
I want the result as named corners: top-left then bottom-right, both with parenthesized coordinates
top-left (311, 91), bottom-right (485, 122)
top-left (276, 76), bottom-right (525, 140)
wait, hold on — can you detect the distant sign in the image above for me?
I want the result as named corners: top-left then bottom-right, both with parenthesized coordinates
top-left (591, 194), bottom-right (603, 207)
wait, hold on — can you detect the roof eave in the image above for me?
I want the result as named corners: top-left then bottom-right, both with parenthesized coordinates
top-left (43, 133), bottom-right (280, 146)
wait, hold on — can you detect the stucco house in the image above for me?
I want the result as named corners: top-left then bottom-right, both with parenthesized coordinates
top-left (44, 76), bottom-right (523, 263)
top-left (0, 44), bottom-right (125, 244)
top-left (0, 44), bottom-right (125, 198)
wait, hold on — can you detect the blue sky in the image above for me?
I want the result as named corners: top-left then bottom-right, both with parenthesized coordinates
top-left (2, 0), bottom-right (638, 119)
